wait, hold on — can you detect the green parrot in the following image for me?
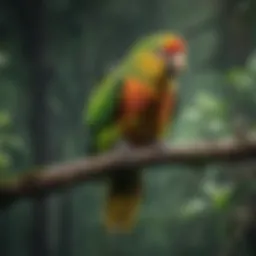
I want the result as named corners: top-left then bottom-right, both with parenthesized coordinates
top-left (83, 32), bottom-right (187, 233)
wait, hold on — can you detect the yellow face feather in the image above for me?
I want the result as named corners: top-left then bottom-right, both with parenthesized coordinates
top-left (134, 51), bottom-right (164, 79)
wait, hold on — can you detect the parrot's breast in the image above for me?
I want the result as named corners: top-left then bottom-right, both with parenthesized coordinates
top-left (119, 77), bottom-right (176, 145)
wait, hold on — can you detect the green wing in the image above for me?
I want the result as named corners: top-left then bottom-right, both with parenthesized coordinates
top-left (83, 70), bottom-right (124, 153)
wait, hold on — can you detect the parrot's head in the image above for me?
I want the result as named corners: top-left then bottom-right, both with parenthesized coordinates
top-left (158, 35), bottom-right (187, 77)
top-left (127, 32), bottom-right (188, 80)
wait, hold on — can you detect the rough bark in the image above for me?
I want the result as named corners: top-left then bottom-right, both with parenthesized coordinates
top-left (1, 134), bottom-right (256, 207)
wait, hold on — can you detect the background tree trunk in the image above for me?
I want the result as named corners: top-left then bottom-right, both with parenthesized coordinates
top-left (17, 0), bottom-right (52, 255)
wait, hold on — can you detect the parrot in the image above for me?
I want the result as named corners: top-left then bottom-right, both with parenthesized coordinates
top-left (84, 32), bottom-right (188, 233)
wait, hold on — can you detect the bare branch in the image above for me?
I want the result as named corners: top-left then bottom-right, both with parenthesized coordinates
top-left (1, 134), bottom-right (256, 208)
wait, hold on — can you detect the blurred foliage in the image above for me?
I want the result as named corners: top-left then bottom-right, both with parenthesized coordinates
top-left (226, 50), bottom-right (256, 129)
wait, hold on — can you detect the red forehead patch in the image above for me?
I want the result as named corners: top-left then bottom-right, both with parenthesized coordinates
top-left (163, 38), bottom-right (186, 54)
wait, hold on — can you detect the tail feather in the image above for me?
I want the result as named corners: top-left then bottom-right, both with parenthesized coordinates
top-left (104, 169), bottom-right (141, 233)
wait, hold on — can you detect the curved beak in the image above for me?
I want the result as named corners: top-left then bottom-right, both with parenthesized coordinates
top-left (166, 53), bottom-right (187, 76)
top-left (173, 53), bottom-right (187, 70)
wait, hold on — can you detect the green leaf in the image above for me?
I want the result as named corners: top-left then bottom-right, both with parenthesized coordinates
top-left (246, 51), bottom-right (256, 74)
top-left (208, 119), bottom-right (225, 133)
top-left (0, 111), bottom-right (11, 128)
top-left (180, 198), bottom-right (208, 218)
top-left (227, 68), bottom-right (253, 90)
top-left (212, 189), bottom-right (232, 210)
top-left (195, 92), bottom-right (225, 115)
top-left (0, 151), bottom-right (12, 170)
top-left (181, 107), bottom-right (202, 123)
top-left (1, 135), bottom-right (24, 149)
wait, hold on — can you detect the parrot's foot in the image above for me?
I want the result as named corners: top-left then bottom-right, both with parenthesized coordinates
top-left (114, 140), bottom-right (134, 153)
top-left (152, 140), bottom-right (170, 152)
top-left (115, 140), bottom-right (169, 153)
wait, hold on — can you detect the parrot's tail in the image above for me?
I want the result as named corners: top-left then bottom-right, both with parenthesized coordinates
top-left (104, 169), bottom-right (141, 233)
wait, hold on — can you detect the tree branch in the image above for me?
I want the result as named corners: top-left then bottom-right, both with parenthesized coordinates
top-left (1, 134), bottom-right (256, 208)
